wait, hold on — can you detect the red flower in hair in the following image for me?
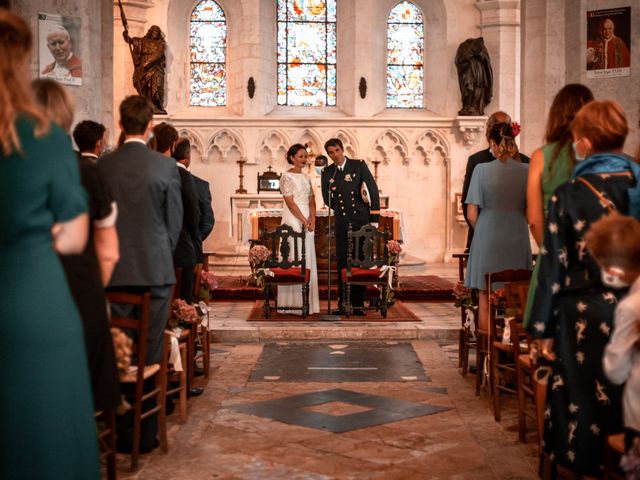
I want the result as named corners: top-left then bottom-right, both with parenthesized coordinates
top-left (511, 122), bottom-right (521, 137)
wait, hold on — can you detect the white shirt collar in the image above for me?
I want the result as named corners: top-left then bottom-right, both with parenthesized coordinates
top-left (338, 157), bottom-right (348, 171)
top-left (176, 162), bottom-right (187, 170)
top-left (81, 152), bottom-right (98, 159)
top-left (124, 138), bottom-right (147, 145)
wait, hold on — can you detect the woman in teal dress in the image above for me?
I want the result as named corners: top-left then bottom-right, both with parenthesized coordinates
top-left (0, 11), bottom-right (99, 479)
top-left (524, 84), bottom-right (594, 326)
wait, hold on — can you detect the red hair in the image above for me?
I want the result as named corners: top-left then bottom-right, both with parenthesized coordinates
top-left (571, 100), bottom-right (628, 152)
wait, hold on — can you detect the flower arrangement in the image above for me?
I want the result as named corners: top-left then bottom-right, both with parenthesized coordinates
top-left (198, 270), bottom-right (218, 301)
top-left (511, 121), bottom-right (521, 137)
top-left (386, 239), bottom-right (402, 264)
top-left (169, 299), bottom-right (199, 329)
top-left (453, 281), bottom-right (474, 309)
top-left (489, 287), bottom-right (506, 309)
top-left (110, 327), bottom-right (133, 374)
top-left (248, 244), bottom-right (271, 287)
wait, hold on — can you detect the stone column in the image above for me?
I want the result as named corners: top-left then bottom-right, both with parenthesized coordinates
top-left (112, 0), bottom-right (153, 141)
top-left (475, 0), bottom-right (522, 121)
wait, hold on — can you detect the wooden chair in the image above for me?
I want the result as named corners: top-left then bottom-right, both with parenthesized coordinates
top-left (485, 269), bottom-right (532, 420)
top-left (262, 224), bottom-right (310, 318)
top-left (342, 224), bottom-right (392, 317)
top-left (192, 263), bottom-right (210, 378)
top-left (452, 253), bottom-right (472, 373)
top-left (95, 409), bottom-right (116, 480)
top-left (106, 291), bottom-right (168, 471)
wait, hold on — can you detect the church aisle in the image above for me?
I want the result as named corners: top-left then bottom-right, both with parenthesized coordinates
top-left (117, 338), bottom-right (542, 479)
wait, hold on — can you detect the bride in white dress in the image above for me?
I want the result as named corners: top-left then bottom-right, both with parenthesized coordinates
top-left (277, 144), bottom-right (320, 314)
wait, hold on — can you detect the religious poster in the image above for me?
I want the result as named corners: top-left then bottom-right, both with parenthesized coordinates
top-left (586, 7), bottom-right (631, 78)
top-left (38, 13), bottom-right (82, 86)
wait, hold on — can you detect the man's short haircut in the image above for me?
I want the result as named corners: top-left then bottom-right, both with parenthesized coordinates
top-left (119, 95), bottom-right (154, 135)
top-left (324, 137), bottom-right (343, 152)
top-left (585, 212), bottom-right (640, 269)
top-left (172, 137), bottom-right (191, 161)
top-left (152, 122), bottom-right (179, 153)
top-left (72, 120), bottom-right (106, 152)
top-left (571, 100), bottom-right (628, 152)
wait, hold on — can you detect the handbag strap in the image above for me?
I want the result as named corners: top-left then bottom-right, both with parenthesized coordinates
top-left (576, 176), bottom-right (616, 213)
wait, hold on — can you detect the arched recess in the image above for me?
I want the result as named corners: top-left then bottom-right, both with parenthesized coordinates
top-left (292, 129), bottom-right (324, 162)
top-left (178, 128), bottom-right (206, 163)
top-left (205, 128), bottom-right (245, 163)
top-left (255, 129), bottom-right (290, 166)
top-left (330, 129), bottom-right (359, 159)
top-left (370, 130), bottom-right (410, 165)
top-left (412, 129), bottom-right (449, 165)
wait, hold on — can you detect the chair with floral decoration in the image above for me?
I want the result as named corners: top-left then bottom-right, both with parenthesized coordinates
top-left (342, 224), bottom-right (394, 318)
top-left (106, 291), bottom-right (168, 471)
top-left (485, 269), bottom-right (532, 420)
top-left (261, 224), bottom-right (309, 318)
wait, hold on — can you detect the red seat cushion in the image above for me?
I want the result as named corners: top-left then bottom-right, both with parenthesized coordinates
top-left (341, 267), bottom-right (382, 282)
top-left (265, 267), bottom-right (310, 283)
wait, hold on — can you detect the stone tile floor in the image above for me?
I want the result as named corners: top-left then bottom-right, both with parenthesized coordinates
top-left (116, 333), bottom-right (549, 479)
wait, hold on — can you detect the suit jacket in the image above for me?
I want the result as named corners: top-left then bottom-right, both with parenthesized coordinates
top-left (461, 148), bottom-right (530, 248)
top-left (192, 174), bottom-right (214, 263)
top-left (98, 141), bottom-right (183, 286)
top-left (321, 157), bottom-right (380, 226)
top-left (173, 167), bottom-right (201, 268)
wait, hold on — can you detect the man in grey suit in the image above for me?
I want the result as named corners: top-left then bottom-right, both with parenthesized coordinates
top-left (99, 95), bottom-right (183, 365)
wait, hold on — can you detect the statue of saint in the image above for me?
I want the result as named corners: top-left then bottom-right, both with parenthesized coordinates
top-left (455, 37), bottom-right (493, 116)
top-left (123, 25), bottom-right (167, 114)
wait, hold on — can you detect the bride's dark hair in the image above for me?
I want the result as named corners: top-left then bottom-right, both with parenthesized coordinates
top-left (286, 143), bottom-right (306, 164)
top-left (487, 122), bottom-right (518, 159)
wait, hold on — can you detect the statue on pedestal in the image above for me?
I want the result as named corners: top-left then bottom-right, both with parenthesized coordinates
top-left (122, 25), bottom-right (167, 114)
top-left (455, 37), bottom-right (493, 116)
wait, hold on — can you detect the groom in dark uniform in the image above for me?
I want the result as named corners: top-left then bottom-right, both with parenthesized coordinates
top-left (321, 138), bottom-right (380, 316)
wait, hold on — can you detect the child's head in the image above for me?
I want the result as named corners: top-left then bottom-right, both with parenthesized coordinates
top-left (585, 212), bottom-right (640, 288)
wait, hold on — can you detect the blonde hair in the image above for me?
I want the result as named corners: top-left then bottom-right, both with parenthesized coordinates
top-left (571, 100), bottom-right (628, 152)
top-left (32, 79), bottom-right (74, 132)
top-left (0, 10), bottom-right (49, 156)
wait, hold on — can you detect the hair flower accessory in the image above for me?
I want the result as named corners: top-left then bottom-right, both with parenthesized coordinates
top-left (511, 122), bottom-right (521, 137)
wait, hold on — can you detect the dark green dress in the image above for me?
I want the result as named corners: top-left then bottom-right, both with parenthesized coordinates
top-left (0, 118), bottom-right (99, 479)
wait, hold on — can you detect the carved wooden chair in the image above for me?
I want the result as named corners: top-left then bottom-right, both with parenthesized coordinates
top-left (106, 291), bottom-right (168, 471)
top-left (262, 224), bottom-right (309, 318)
top-left (484, 269), bottom-right (532, 419)
top-left (342, 224), bottom-right (391, 317)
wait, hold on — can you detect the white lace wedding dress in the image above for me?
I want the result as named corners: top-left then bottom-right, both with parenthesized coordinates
top-left (277, 171), bottom-right (320, 315)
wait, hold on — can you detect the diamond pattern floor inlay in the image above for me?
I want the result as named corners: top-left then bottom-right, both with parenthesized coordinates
top-left (228, 388), bottom-right (452, 433)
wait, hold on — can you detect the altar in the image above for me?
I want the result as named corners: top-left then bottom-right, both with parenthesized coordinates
top-left (245, 208), bottom-right (404, 279)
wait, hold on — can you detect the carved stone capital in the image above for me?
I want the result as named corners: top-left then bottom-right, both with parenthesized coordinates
top-left (455, 116), bottom-right (487, 149)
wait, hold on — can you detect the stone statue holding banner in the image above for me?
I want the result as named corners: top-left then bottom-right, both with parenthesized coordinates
top-left (123, 26), bottom-right (167, 114)
top-left (455, 37), bottom-right (493, 116)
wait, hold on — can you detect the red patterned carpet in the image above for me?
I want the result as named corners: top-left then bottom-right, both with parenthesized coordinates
top-left (210, 275), bottom-right (453, 302)
top-left (246, 300), bottom-right (420, 322)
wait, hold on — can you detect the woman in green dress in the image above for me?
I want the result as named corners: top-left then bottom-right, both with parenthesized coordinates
top-left (523, 84), bottom-right (594, 326)
top-left (0, 11), bottom-right (99, 479)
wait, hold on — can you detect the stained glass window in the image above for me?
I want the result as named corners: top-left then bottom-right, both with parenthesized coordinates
top-left (190, 0), bottom-right (226, 106)
top-left (387, 1), bottom-right (424, 108)
top-left (277, 0), bottom-right (337, 107)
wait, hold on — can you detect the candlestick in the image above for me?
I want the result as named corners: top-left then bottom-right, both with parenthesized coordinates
top-left (235, 159), bottom-right (247, 194)
top-left (371, 158), bottom-right (381, 193)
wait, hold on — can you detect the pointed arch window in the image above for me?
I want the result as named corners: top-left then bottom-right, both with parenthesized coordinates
top-left (277, 0), bottom-right (337, 107)
top-left (190, 0), bottom-right (227, 106)
top-left (386, 1), bottom-right (424, 108)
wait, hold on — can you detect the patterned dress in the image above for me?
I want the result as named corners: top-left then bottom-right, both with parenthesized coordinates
top-left (528, 172), bottom-right (633, 475)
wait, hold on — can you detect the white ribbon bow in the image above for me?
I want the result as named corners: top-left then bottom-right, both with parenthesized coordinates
top-left (378, 264), bottom-right (396, 289)
top-left (166, 328), bottom-right (184, 372)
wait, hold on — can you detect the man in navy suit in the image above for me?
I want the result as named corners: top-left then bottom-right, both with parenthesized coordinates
top-left (173, 138), bottom-right (214, 264)
top-left (461, 111), bottom-right (530, 251)
top-left (321, 138), bottom-right (380, 316)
